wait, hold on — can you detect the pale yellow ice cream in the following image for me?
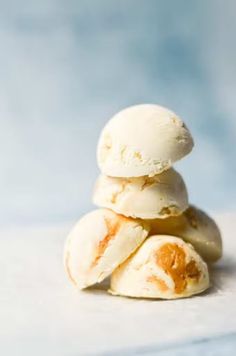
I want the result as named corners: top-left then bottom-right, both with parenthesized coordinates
top-left (147, 206), bottom-right (222, 263)
top-left (97, 104), bottom-right (194, 177)
top-left (93, 168), bottom-right (188, 219)
top-left (110, 235), bottom-right (209, 299)
top-left (64, 209), bottom-right (150, 289)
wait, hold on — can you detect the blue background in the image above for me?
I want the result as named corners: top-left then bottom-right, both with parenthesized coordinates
top-left (0, 0), bottom-right (236, 225)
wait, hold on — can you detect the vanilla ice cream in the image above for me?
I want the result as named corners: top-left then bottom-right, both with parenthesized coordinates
top-left (93, 168), bottom-right (188, 219)
top-left (110, 235), bottom-right (209, 299)
top-left (97, 104), bottom-right (194, 177)
top-left (64, 209), bottom-right (150, 289)
top-left (148, 206), bottom-right (222, 263)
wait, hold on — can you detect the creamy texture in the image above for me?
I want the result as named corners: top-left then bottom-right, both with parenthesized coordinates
top-left (97, 104), bottom-right (194, 177)
top-left (93, 168), bottom-right (188, 219)
top-left (64, 209), bottom-right (150, 289)
top-left (147, 206), bottom-right (222, 263)
top-left (110, 235), bottom-right (209, 299)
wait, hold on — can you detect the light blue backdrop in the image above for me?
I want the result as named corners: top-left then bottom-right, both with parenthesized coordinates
top-left (0, 0), bottom-right (235, 225)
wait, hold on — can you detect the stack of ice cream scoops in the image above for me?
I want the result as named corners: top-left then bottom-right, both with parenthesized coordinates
top-left (64, 104), bottom-right (222, 299)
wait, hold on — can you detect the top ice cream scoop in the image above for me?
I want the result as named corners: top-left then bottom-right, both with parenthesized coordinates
top-left (97, 104), bottom-right (194, 177)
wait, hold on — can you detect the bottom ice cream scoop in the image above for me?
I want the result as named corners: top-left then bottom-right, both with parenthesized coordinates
top-left (64, 209), bottom-right (150, 289)
top-left (110, 235), bottom-right (210, 299)
top-left (147, 205), bottom-right (222, 263)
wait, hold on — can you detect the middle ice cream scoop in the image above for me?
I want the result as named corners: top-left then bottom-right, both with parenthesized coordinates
top-left (93, 168), bottom-right (188, 219)
top-left (148, 206), bottom-right (222, 263)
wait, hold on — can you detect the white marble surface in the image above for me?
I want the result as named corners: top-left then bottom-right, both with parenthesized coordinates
top-left (1, 213), bottom-right (236, 355)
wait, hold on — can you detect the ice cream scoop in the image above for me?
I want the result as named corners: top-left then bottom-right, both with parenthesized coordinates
top-left (110, 235), bottom-right (209, 299)
top-left (64, 209), bottom-right (150, 289)
top-left (97, 104), bottom-right (194, 177)
top-left (147, 206), bottom-right (222, 263)
top-left (93, 168), bottom-right (188, 219)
